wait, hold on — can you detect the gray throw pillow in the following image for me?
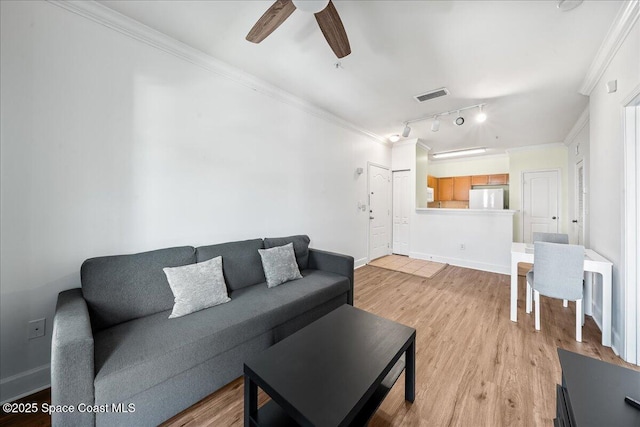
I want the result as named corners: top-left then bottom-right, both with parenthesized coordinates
top-left (264, 235), bottom-right (310, 270)
top-left (163, 256), bottom-right (231, 319)
top-left (258, 243), bottom-right (303, 288)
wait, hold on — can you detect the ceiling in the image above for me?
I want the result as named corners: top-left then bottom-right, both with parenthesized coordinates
top-left (98, 0), bottom-right (623, 155)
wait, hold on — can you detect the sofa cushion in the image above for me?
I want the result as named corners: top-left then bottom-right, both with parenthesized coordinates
top-left (164, 256), bottom-right (231, 319)
top-left (264, 235), bottom-right (311, 270)
top-left (81, 246), bottom-right (197, 331)
top-left (258, 243), bottom-right (303, 288)
top-left (93, 269), bottom-right (349, 405)
top-left (196, 239), bottom-right (265, 291)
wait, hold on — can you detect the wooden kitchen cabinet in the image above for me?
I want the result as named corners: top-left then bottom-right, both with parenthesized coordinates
top-left (427, 175), bottom-right (439, 200)
top-left (438, 177), bottom-right (453, 201)
top-left (488, 174), bottom-right (509, 185)
top-left (471, 175), bottom-right (488, 185)
top-left (453, 176), bottom-right (471, 201)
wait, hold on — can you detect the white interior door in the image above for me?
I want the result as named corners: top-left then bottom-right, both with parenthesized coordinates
top-left (573, 160), bottom-right (585, 245)
top-left (369, 164), bottom-right (391, 261)
top-left (522, 170), bottom-right (559, 243)
top-left (392, 170), bottom-right (410, 256)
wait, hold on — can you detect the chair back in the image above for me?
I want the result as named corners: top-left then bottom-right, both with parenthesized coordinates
top-left (532, 242), bottom-right (584, 300)
top-left (532, 232), bottom-right (569, 244)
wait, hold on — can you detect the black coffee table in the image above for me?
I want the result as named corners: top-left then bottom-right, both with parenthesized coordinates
top-left (244, 304), bottom-right (416, 426)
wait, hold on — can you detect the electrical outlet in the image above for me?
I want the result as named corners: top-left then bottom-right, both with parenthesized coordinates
top-left (460, 243), bottom-right (466, 250)
top-left (28, 318), bottom-right (46, 339)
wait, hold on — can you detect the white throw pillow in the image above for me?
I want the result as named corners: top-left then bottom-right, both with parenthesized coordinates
top-left (163, 256), bottom-right (231, 319)
top-left (258, 243), bottom-right (303, 288)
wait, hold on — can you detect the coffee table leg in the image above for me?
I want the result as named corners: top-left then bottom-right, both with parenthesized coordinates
top-left (405, 339), bottom-right (415, 402)
top-left (244, 375), bottom-right (257, 427)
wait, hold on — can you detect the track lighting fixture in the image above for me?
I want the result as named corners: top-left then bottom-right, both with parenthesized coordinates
top-left (389, 134), bottom-right (400, 143)
top-left (431, 118), bottom-right (440, 132)
top-left (400, 103), bottom-right (487, 135)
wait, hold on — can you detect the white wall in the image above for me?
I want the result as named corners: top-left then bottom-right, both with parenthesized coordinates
top-left (0, 1), bottom-right (390, 401)
top-left (415, 144), bottom-right (430, 208)
top-left (588, 19), bottom-right (640, 355)
top-left (428, 154), bottom-right (509, 177)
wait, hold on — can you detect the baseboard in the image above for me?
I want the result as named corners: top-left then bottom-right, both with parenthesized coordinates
top-left (409, 252), bottom-right (509, 275)
top-left (590, 305), bottom-right (622, 357)
top-left (592, 304), bottom-right (603, 332)
top-left (0, 364), bottom-right (50, 404)
top-left (354, 257), bottom-right (368, 269)
top-left (612, 330), bottom-right (621, 357)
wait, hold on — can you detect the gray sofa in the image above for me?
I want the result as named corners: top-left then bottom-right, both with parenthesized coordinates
top-left (51, 236), bottom-right (353, 426)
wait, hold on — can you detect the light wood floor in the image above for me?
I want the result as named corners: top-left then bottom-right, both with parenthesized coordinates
top-left (3, 265), bottom-right (636, 426)
top-left (161, 264), bottom-right (636, 427)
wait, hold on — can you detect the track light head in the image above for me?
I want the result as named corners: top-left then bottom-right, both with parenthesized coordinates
top-left (402, 125), bottom-right (411, 138)
top-left (389, 134), bottom-right (400, 143)
top-left (476, 105), bottom-right (487, 123)
top-left (431, 118), bottom-right (440, 132)
top-left (454, 114), bottom-right (464, 126)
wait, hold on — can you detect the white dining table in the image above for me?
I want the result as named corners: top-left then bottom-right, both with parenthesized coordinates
top-left (510, 242), bottom-right (613, 347)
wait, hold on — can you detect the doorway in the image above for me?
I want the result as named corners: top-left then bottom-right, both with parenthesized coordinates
top-left (392, 170), bottom-right (410, 256)
top-left (522, 170), bottom-right (560, 243)
top-left (368, 163), bottom-right (391, 261)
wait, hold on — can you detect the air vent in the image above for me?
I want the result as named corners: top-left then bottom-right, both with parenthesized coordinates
top-left (414, 87), bottom-right (449, 103)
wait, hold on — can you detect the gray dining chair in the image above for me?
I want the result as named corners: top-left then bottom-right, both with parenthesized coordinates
top-left (527, 242), bottom-right (585, 342)
top-left (526, 233), bottom-right (570, 314)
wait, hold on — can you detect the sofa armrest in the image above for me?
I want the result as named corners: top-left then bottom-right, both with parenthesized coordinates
top-left (308, 249), bottom-right (355, 305)
top-left (51, 288), bottom-right (95, 427)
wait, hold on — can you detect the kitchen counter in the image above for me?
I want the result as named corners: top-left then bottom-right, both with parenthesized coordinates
top-left (417, 208), bottom-right (517, 216)
top-left (411, 208), bottom-right (516, 274)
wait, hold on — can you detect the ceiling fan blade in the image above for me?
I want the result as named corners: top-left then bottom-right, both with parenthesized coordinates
top-left (246, 0), bottom-right (296, 43)
top-left (314, 0), bottom-right (351, 58)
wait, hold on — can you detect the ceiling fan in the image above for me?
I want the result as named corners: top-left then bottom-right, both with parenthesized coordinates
top-left (246, 0), bottom-right (351, 58)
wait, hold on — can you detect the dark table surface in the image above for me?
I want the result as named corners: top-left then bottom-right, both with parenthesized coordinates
top-left (244, 304), bottom-right (416, 427)
top-left (558, 348), bottom-right (640, 427)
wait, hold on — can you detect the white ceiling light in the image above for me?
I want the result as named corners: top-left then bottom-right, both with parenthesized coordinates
top-left (432, 148), bottom-right (487, 159)
top-left (292, 0), bottom-right (330, 13)
top-left (402, 124), bottom-right (411, 138)
top-left (389, 134), bottom-right (400, 143)
top-left (431, 118), bottom-right (440, 132)
top-left (557, 0), bottom-right (583, 12)
top-left (476, 105), bottom-right (487, 123)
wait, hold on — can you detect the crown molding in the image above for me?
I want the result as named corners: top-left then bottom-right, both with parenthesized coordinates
top-left (391, 138), bottom-right (418, 148)
top-left (579, 0), bottom-right (640, 96)
top-left (505, 142), bottom-right (567, 154)
top-left (47, 0), bottom-right (387, 145)
top-left (564, 106), bottom-right (590, 146)
top-left (416, 140), bottom-right (432, 151)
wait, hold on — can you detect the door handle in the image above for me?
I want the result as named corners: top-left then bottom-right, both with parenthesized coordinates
top-left (370, 216), bottom-right (375, 220)
top-left (552, 216), bottom-right (557, 220)
top-left (572, 220), bottom-right (578, 223)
